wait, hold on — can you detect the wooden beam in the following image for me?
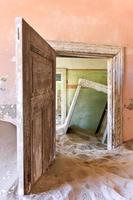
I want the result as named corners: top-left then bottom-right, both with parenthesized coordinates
top-left (63, 84), bottom-right (81, 133)
top-left (47, 40), bottom-right (121, 58)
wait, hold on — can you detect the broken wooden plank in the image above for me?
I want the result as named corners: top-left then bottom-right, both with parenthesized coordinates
top-left (64, 83), bottom-right (81, 133)
top-left (79, 79), bottom-right (107, 93)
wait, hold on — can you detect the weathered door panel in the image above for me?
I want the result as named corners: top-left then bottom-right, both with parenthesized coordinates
top-left (112, 55), bottom-right (123, 148)
top-left (16, 18), bottom-right (56, 195)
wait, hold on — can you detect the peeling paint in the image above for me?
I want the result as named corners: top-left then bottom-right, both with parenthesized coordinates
top-left (0, 76), bottom-right (8, 91)
top-left (124, 99), bottom-right (133, 110)
top-left (0, 104), bottom-right (16, 119)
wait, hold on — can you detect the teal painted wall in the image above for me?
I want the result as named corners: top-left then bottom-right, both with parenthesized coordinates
top-left (67, 70), bottom-right (107, 133)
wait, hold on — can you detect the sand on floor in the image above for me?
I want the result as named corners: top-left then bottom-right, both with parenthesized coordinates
top-left (7, 131), bottom-right (133, 200)
top-left (0, 121), bottom-right (17, 200)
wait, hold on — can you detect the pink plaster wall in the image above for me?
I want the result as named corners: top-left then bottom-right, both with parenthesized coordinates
top-left (0, 0), bottom-right (133, 140)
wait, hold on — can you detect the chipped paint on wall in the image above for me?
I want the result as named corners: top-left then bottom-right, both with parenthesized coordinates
top-left (0, 76), bottom-right (16, 124)
top-left (124, 99), bottom-right (133, 110)
top-left (0, 76), bottom-right (8, 91)
top-left (0, 104), bottom-right (16, 125)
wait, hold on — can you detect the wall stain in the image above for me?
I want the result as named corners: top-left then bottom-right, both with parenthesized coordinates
top-left (124, 98), bottom-right (133, 110)
top-left (0, 76), bottom-right (7, 91)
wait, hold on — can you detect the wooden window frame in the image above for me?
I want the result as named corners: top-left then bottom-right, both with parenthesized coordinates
top-left (48, 40), bottom-right (124, 150)
top-left (63, 79), bottom-right (107, 135)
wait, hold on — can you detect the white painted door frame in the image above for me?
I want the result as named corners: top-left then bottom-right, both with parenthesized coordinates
top-left (56, 68), bottom-right (67, 124)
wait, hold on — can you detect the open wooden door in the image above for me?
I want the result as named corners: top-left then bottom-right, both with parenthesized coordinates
top-left (16, 18), bottom-right (56, 195)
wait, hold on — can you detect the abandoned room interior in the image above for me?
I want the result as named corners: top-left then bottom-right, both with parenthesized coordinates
top-left (0, 1), bottom-right (133, 200)
top-left (56, 57), bottom-right (108, 149)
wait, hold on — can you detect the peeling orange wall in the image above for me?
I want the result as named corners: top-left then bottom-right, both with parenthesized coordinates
top-left (0, 0), bottom-right (133, 140)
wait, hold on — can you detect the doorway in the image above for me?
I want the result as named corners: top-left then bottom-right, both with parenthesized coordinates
top-left (56, 57), bottom-right (108, 149)
top-left (48, 40), bottom-right (124, 150)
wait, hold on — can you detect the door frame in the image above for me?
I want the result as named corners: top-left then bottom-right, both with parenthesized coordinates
top-left (48, 40), bottom-right (124, 150)
top-left (56, 68), bottom-right (67, 124)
